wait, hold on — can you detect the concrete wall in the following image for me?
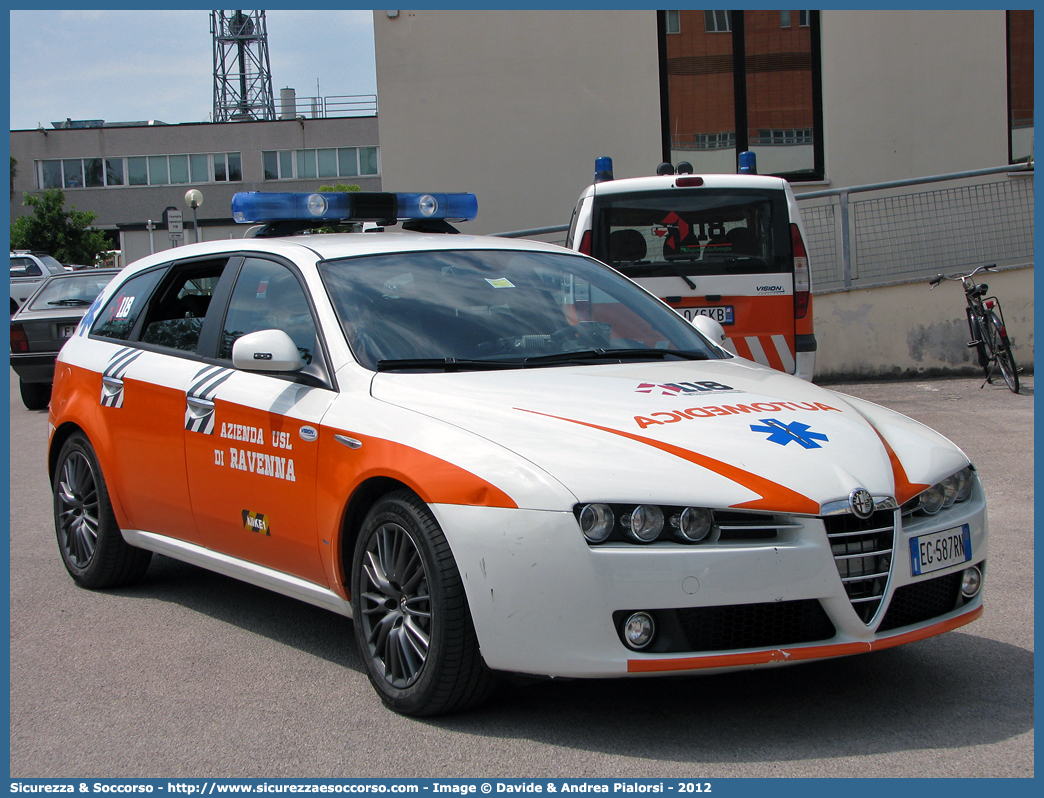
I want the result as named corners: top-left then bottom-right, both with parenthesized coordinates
top-left (817, 10), bottom-right (1009, 189)
top-left (373, 9), bottom-right (662, 235)
top-left (813, 266), bottom-right (1034, 380)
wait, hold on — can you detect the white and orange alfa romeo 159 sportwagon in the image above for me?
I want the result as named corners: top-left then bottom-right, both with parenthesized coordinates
top-left (49, 191), bottom-right (986, 716)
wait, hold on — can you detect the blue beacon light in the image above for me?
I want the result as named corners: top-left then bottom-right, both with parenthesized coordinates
top-left (231, 191), bottom-right (478, 224)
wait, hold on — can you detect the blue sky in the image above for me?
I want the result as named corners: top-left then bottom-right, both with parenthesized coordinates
top-left (9, 9), bottom-right (377, 130)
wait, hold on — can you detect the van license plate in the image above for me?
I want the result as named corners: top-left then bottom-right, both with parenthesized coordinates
top-left (683, 306), bottom-right (734, 325)
top-left (910, 524), bottom-right (971, 576)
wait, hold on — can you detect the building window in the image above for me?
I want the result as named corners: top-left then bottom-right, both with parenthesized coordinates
top-left (666, 10), bottom-right (681, 34)
top-left (663, 10), bottom-right (823, 181)
top-left (704, 10), bottom-right (731, 33)
top-left (262, 147), bottom-right (380, 180)
top-left (1007, 10), bottom-right (1033, 164)
top-left (755, 128), bottom-right (814, 145)
top-left (36, 152), bottom-right (243, 189)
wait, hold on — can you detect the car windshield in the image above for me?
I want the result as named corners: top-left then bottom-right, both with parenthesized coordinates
top-left (29, 273), bottom-right (115, 311)
top-left (593, 188), bottom-right (791, 277)
top-left (319, 248), bottom-right (722, 371)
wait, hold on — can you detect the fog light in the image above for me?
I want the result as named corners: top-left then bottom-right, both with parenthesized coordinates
top-left (961, 566), bottom-right (983, 598)
top-left (579, 503), bottom-right (614, 544)
top-left (623, 612), bottom-right (656, 650)
top-left (624, 505), bottom-right (664, 543)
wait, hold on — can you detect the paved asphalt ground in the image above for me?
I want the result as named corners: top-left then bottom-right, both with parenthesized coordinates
top-left (8, 370), bottom-right (1034, 779)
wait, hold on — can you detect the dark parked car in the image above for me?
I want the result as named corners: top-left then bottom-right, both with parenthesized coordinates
top-left (10, 269), bottom-right (120, 409)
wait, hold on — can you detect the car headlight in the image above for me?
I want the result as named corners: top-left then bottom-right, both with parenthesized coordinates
top-left (579, 503), bottom-right (614, 544)
top-left (623, 505), bottom-right (664, 543)
top-left (905, 465), bottom-right (976, 516)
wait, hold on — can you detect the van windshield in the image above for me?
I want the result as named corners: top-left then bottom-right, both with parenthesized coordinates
top-left (592, 188), bottom-right (791, 277)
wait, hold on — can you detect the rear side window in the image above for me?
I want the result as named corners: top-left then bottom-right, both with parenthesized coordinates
top-left (92, 269), bottom-right (166, 341)
top-left (139, 260), bottom-right (229, 352)
top-left (10, 258), bottom-right (41, 278)
top-left (593, 188), bottom-right (791, 277)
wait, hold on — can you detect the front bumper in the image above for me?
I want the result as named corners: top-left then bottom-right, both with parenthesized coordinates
top-left (431, 488), bottom-right (987, 678)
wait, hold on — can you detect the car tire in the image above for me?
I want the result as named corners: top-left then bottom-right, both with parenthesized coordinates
top-left (19, 379), bottom-right (52, 411)
top-left (53, 432), bottom-right (152, 589)
top-left (350, 489), bottom-right (497, 716)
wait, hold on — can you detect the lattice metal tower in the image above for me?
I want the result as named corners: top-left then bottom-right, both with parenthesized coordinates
top-left (211, 10), bottom-right (276, 122)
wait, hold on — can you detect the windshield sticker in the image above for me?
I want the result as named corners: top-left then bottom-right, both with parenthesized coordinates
top-left (634, 401), bottom-right (841, 429)
top-left (485, 277), bottom-right (516, 289)
top-left (256, 279), bottom-right (269, 299)
top-left (113, 295), bottom-right (135, 319)
top-left (750, 418), bottom-right (830, 449)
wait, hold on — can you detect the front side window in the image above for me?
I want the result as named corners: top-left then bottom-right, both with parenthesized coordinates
top-left (320, 249), bottom-right (721, 371)
top-left (219, 259), bottom-right (320, 368)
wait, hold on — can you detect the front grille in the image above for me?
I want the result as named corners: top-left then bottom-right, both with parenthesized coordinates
top-left (824, 509), bottom-right (896, 624)
top-left (675, 600), bottom-right (836, 652)
top-left (878, 571), bottom-right (962, 631)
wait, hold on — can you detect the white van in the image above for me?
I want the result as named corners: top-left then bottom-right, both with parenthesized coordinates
top-left (565, 158), bottom-right (817, 380)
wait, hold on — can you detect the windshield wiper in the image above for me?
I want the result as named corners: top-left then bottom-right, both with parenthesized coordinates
top-left (523, 349), bottom-right (709, 366)
top-left (47, 298), bottom-right (93, 306)
top-left (376, 357), bottom-right (523, 372)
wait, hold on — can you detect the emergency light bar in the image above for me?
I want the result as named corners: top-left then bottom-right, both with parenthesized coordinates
top-left (231, 191), bottom-right (478, 224)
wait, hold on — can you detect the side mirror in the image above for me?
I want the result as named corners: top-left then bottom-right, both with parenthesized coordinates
top-left (232, 329), bottom-right (304, 372)
top-left (690, 315), bottom-right (732, 352)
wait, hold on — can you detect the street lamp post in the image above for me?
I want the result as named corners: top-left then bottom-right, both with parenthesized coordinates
top-left (185, 189), bottom-right (204, 243)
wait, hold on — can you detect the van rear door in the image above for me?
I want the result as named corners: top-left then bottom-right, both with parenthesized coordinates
top-left (589, 185), bottom-right (805, 375)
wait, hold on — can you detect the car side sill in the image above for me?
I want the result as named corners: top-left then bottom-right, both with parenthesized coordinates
top-left (121, 528), bottom-right (353, 619)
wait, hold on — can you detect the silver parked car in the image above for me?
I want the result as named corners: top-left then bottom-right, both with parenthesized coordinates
top-left (10, 251), bottom-right (70, 315)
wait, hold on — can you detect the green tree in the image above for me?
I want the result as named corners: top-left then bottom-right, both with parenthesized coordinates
top-left (10, 188), bottom-right (109, 265)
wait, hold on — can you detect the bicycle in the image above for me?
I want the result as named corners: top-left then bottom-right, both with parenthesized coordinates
top-left (929, 263), bottom-right (1020, 393)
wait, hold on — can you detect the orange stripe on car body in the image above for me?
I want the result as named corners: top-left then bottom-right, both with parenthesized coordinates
top-left (515, 408), bottom-right (819, 514)
top-left (864, 425), bottom-right (931, 505)
top-left (315, 428), bottom-right (518, 594)
top-left (627, 605), bottom-right (982, 673)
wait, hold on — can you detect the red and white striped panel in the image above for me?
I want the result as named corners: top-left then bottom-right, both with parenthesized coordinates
top-left (726, 334), bottom-right (796, 374)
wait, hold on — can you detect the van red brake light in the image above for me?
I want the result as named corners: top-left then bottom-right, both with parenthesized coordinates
top-left (579, 229), bottom-right (592, 256)
top-left (676, 177), bottom-right (704, 187)
top-left (791, 224), bottom-right (811, 319)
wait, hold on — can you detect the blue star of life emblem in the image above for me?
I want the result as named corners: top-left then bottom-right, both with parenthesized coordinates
top-left (749, 418), bottom-right (830, 449)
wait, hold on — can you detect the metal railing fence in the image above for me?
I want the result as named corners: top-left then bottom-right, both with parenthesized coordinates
top-left (278, 94), bottom-right (378, 120)
top-left (797, 164), bottom-right (1034, 291)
